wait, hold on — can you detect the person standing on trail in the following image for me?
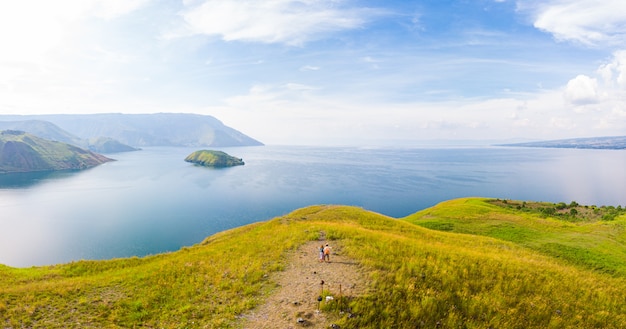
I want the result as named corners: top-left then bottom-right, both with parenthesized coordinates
top-left (323, 243), bottom-right (331, 262)
top-left (319, 245), bottom-right (325, 262)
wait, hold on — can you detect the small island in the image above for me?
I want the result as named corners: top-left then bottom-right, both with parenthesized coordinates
top-left (184, 150), bottom-right (244, 168)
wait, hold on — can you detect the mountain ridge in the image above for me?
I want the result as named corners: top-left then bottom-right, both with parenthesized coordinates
top-left (0, 113), bottom-right (263, 147)
top-left (0, 120), bottom-right (138, 153)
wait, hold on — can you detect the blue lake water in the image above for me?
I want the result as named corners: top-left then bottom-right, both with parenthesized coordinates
top-left (1, 145), bottom-right (625, 267)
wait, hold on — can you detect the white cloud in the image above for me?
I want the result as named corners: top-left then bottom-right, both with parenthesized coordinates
top-left (0, 0), bottom-right (151, 112)
top-left (571, 51), bottom-right (626, 108)
top-left (598, 50), bottom-right (626, 87)
top-left (556, 51), bottom-right (626, 129)
top-left (203, 62), bottom-right (626, 145)
top-left (207, 82), bottom-right (591, 145)
top-left (180, 0), bottom-right (381, 45)
top-left (564, 75), bottom-right (599, 105)
top-left (300, 65), bottom-right (320, 71)
top-left (285, 83), bottom-right (316, 91)
top-left (361, 56), bottom-right (381, 63)
top-left (0, 0), bottom-right (149, 63)
top-left (519, 0), bottom-right (626, 46)
top-left (0, 2), bottom-right (66, 63)
top-left (550, 117), bottom-right (576, 130)
top-left (89, 0), bottom-right (151, 20)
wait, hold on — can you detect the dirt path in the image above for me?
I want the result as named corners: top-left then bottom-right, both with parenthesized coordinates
top-left (238, 237), bottom-right (368, 328)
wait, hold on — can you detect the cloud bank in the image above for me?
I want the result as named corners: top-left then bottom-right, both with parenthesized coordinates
top-left (519, 0), bottom-right (626, 46)
top-left (180, 0), bottom-right (381, 45)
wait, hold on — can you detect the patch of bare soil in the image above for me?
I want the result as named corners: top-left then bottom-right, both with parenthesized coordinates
top-left (238, 237), bottom-right (368, 329)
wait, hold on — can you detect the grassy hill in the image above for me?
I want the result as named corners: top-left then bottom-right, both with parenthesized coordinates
top-left (405, 198), bottom-right (626, 276)
top-left (0, 130), bottom-right (114, 173)
top-left (2, 199), bottom-right (626, 328)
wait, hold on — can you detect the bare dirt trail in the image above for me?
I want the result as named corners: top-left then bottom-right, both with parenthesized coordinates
top-left (238, 238), bottom-right (368, 328)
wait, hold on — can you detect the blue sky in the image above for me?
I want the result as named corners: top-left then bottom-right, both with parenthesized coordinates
top-left (1, 0), bottom-right (625, 145)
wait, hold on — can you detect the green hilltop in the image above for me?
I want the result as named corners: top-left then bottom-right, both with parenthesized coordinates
top-left (1, 198), bottom-right (626, 328)
top-left (0, 130), bottom-right (114, 173)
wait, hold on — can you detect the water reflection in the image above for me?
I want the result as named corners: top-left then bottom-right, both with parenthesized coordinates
top-left (0, 170), bottom-right (80, 189)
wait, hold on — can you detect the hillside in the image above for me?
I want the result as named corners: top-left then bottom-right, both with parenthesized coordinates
top-left (0, 113), bottom-right (263, 147)
top-left (0, 120), bottom-right (138, 153)
top-left (0, 130), bottom-right (113, 173)
top-left (0, 120), bottom-right (84, 146)
top-left (404, 198), bottom-right (626, 276)
top-left (1, 199), bottom-right (626, 328)
top-left (88, 137), bottom-right (140, 153)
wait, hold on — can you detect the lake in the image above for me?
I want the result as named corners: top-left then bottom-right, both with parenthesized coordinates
top-left (1, 145), bottom-right (625, 267)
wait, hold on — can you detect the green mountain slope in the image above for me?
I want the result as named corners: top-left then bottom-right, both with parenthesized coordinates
top-left (2, 200), bottom-right (626, 328)
top-left (0, 130), bottom-right (114, 173)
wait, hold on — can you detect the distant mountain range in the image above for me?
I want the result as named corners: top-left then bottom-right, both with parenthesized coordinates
top-left (500, 136), bottom-right (626, 150)
top-left (0, 120), bottom-right (139, 153)
top-left (0, 113), bottom-right (263, 148)
top-left (0, 130), bottom-right (113, 173)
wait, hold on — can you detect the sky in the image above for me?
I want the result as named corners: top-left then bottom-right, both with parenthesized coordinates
top-left (1, 0), bottom-right (625, 145)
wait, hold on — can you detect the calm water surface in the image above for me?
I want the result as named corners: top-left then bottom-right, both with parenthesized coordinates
top-left (1, 145), bottom-right (625, 267)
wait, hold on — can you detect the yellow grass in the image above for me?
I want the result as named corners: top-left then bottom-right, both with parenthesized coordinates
top-left (1, 200), bottom-right (626, 328)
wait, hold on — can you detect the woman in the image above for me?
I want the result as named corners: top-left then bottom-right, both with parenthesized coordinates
top-left (319, 245), bottom-right (325, 262)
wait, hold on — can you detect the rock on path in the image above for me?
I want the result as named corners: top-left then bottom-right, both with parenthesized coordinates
top-left (238, 239), bottom-right (368, 328)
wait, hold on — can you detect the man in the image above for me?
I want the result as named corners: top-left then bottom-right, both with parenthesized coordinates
top-left (323, 243), bottom-right (331, 262)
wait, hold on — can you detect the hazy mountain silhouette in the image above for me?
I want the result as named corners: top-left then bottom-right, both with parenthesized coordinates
top-left (0, 113), bottom-right (263, 147)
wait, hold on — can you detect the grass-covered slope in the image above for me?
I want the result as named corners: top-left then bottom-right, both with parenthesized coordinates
top-left (404, 197), bottom-right (626, 276)
top-left (0, 130), bottom-right (113, 173)
top-left (2, 201), bottom-right (626, 328)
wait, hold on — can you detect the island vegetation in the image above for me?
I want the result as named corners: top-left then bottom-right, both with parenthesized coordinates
top-left (0, 130), bottom-right (113, 174)
top-left (184, 150), bottom-right (244, 168)
top-left (1, 197), bottom-right (626, 328)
